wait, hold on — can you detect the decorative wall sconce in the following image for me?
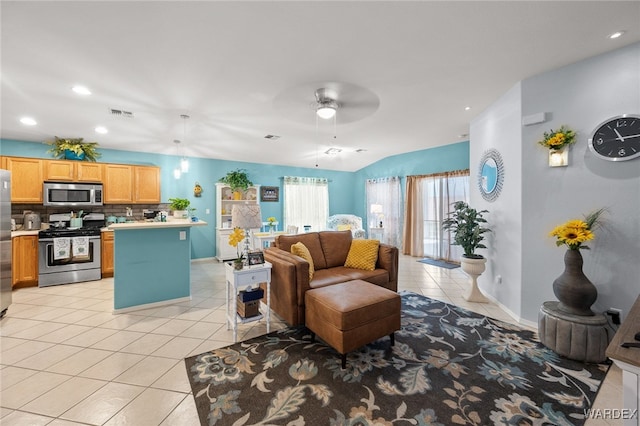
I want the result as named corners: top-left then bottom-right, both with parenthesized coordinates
top-left (549, 149), bottom-right (569, 167)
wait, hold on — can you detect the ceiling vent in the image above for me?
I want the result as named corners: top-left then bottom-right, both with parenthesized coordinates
top-left (109, 108), bottom-right (134, 118)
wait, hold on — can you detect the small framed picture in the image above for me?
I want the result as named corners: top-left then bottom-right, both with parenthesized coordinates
top-left (247, 251), bottom-right (265, 266)
top-left (261, 186), bottom-right (279, 202)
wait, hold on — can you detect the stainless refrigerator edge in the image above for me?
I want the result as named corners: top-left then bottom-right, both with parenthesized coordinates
top-left (1, 169), bottom-right (12, 318)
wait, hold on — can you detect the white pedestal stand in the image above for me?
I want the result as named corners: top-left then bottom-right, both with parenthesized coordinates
top-left (460, 256), bottom-right (488, 303)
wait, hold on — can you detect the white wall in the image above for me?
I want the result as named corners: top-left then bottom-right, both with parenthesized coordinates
top-left (520, 42), bottom-right (640, 321)
top-left (470, 83), bottom-right (523, 319)
top-left (472, 42), bottom-right (640, 323)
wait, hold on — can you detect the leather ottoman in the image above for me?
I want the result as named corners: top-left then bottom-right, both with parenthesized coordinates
top-left (305, 279), bottom-right (401, 368)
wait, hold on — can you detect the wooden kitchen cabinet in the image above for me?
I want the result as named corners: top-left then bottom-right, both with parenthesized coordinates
top-left (45, 160), bottom-right (103, 182)
top-left (104, 164), bottom-right (160, 204)
top-left (12, 235), bottom-right (38, 287)
top-left (101, 231), bottom-right (114, 277)
top-left (4, 157), bottom-right (43, 203)
top-left (104, 164), bottom-right (133, 203)
top-left (134, 166), bottom-right (161, 203)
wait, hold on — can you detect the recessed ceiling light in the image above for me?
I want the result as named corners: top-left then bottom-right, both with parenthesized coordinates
top-left (72, 85), bottom-right (91, 95)
top-left (324, 148), bottom-right (342, 155)
top-left (95, 126), bottom-right (108, 134)
top-left (459, 133), bottom-right (469, 139)
top-left (264, 134), bottom-right (280, 140)
top-left (19, 117), bottom-right (37, 126)
top-left (609, 31), bottom-right (625, 39)
top-left (464, 106), bottom-right (471, 111)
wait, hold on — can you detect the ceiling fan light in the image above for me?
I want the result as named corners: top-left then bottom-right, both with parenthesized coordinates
top-left (317, 102), bottom-right (337, 119)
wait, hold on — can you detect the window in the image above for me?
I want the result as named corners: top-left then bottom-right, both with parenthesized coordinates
top-left (283, 176), bottom-right (329, 232)
top-left (366, 177), bottom-right (401, 247)
top-left (403, 170), bottom-right (469, 260)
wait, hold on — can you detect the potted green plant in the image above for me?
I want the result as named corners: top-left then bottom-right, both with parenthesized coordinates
top-left (218, 169), bottom-right (253, 199)
top-left (168, 197), bottom-right (191, 218)
top-left (442, 201), bottom-right (491, 302)
top-left (47, 137), bottom-right (101, 162)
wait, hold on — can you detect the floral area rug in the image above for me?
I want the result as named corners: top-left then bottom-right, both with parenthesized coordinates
top-left (184, 291), bottom-right (609, 425)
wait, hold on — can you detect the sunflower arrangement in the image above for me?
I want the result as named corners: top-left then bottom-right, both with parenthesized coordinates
top-left (538, 125), bottom-right (576, 150)
top-left (228, 227), bottom-right (246, 262)
top-left (549, 208), bottom-right (605, 250)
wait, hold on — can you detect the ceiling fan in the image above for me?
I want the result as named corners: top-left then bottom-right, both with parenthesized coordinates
top-left (273, 81), bottom-right (380, 125)
top-left (314, 88), bottom-right (339, 120)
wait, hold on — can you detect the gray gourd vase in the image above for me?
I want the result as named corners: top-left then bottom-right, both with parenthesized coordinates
top-left (552, 249), bottom-right (598, 316)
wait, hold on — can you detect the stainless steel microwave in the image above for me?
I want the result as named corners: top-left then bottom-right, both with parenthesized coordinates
top-left (43, 182), bottom-right (103, 207)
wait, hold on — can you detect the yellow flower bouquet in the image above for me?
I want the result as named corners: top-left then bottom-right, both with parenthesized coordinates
top-left (549, 208), bottom-right (605, 250)
top-left (228, 227), bottom-right (245, 265)
top-left (538, 125), bottom-right (576, 150)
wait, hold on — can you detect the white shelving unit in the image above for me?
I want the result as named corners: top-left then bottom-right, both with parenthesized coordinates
top-left (215, 183), bottom-right (261, 261)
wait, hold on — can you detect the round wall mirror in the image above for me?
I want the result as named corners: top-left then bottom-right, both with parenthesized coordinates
top-left (477, 149), bottom-right (504, 202)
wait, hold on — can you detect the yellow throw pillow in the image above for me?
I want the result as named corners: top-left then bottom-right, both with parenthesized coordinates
top-left (344, 239), bottom-right (380, 271)
top-left (336, 224), bottom-right (352, 231)
top-left (291, 242), bottom-right (314, 281)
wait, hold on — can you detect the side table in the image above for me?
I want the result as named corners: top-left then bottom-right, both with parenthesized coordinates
top-left (606, 295), bottom-right (640, 426)
top-left (538, 301), bottom-right (612, 363)
top-left (225, 261), bottom-right (272, 342)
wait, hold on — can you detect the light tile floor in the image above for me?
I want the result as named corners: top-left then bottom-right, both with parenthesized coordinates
top-left (0, 255), bottom-right (622, 425)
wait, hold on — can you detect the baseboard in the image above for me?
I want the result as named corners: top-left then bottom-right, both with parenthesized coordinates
top-left (482, 292), bottom-right (538, 330)
top-left (113, 296), bottom-right (192, 314)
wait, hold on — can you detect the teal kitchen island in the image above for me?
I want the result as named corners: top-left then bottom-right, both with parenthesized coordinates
top-left (108, 219), bottom-right (207, 312)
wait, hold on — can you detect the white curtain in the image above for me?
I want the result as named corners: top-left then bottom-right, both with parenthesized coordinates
top-left (421, 171), bottom-right (469, 261)
top-left (283, 176), bottom-right (329, 232)
top-left (366, 177), bottom-right (402, 247)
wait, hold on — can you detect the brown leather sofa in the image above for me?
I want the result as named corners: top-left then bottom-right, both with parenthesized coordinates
top-left (263, 230), bottom-right (399, 326)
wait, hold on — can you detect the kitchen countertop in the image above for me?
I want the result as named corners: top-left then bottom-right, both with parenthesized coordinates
top-left (108, 219), bottom-right (207, 230)
top-left (11, 230), bottom-right (41, 237)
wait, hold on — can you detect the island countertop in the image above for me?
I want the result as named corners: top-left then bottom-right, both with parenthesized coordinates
top-left (108, 219), bottom-right (207, 230)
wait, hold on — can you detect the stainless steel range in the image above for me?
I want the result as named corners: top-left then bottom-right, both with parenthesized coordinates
top-left (38, 213), bottom-right (104, 287)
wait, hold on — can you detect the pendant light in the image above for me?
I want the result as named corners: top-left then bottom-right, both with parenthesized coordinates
top-left (173, 140), bottom-right (182, 179)
top-left (180, 114), bottom-right (190, 173)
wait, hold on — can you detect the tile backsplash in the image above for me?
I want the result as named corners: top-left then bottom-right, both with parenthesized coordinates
top-left (11, 204), bottom-right (170, 225)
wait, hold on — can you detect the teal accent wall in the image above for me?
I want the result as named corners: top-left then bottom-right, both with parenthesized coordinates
top-left (353, 141), bottom-right (470, 227)
top-left (1, 139), bottom-right (356, 258)
top-left (1, 138), bottom-right (469, 255)
top-left (113, 227), bottom-right (191, 309)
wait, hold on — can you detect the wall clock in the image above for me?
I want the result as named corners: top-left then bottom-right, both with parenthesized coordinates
top-left (477, 148), bottom-right (504, 202)
top-left (588, 114), bottom-right (640, 161)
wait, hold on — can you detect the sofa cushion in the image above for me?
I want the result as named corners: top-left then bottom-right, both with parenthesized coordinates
top-left (308, 269), bottom-right (353, 289)
top-left (330, 266), bottom-right (390, 288)
top-left (291, 242), bottom-right (314, 280)
top-left (318, 230), bottom-right (352, 268)
top-left (344, 239), bottom-right (380, 271)
top-left (276, 232), bottom-right (327, 270)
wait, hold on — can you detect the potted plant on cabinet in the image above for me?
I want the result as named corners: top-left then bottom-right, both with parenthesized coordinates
top-left (47, 137), bottom-right (101, 162)
top-left (168, 197), bottom-right (191, 218)
top-left (442, 201), bottom-right (492, 302)
top-left (218, 169), bottom-right (253, 200)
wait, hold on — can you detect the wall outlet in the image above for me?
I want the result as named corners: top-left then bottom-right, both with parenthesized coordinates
top-left (179, 231), bottom-right (186, 241)
top-left (606, 308), bottom-right (622, 325)
top-left (495, 275), bottom-right (502, 285)
top-left (205, 208), bottom-right (210, 215)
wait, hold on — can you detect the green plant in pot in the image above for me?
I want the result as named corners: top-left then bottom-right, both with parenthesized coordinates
top-left (442, 201), bottom-right (491, 302)
top-left (219, 169), bottom-right (253, 199)
top-left (47, 137), bottom-right (101, 162)
top-left (168, 198), bottom-right (191, 218)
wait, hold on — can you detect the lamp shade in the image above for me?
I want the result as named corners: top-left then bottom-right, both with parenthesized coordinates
top-left (231, 204), bottom-right (262, 229)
